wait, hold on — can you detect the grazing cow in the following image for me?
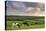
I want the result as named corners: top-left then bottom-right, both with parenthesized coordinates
top-left (22, 22), bottom-right (29, 26)
top-left (12, 23), bottom-right (20, 28)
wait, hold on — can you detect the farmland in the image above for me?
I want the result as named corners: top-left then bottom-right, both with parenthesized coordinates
top-left (6, 16), bottom-right (45, 30)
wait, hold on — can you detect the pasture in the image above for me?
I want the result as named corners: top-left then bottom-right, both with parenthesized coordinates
top-left (6, 16), bottom-right (45, 30)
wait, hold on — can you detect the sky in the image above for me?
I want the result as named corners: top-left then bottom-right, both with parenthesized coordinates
top-left (6, 0), bottom-right (44, 3)
top-left (6, 1), bottom-right (45, 16)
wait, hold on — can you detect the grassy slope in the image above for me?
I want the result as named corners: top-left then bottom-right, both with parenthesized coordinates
top-left (6, 21), bottom-right (45, 30)
top-left (6, 16), bottom-right (45, 30)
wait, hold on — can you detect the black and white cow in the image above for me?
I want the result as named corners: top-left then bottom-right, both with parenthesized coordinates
top-left (12, 23), bottom-right (20, 28)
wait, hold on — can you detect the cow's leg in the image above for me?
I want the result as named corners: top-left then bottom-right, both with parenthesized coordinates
top-left (12, 23), bottom-right (15, 28)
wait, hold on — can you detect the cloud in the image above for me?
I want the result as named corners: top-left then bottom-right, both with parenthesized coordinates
top-left (6, 1), bottom-right (45, 16)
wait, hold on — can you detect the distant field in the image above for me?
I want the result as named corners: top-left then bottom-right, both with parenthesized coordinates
top-left (6, 16), bottom-right (45, 30)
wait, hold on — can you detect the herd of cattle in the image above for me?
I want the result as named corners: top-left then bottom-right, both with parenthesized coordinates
top-left (12, 21), bottom-right (40, 28)
top-left (12, 22), bottom-right (30, 28)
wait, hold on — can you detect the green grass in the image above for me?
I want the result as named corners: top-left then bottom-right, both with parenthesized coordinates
top-left (6, 16), bottom-right (45, 30)
top-left (6, 21), bottom-right (45, 30)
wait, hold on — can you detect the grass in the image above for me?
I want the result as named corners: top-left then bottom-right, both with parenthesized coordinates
top-left (6, 16), bottom-right (45, 30)
top-left (6, 21), bottom-right (45, 30)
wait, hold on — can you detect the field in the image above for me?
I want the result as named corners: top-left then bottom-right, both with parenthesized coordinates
top-left (6, 16), bottom-right (45, 30)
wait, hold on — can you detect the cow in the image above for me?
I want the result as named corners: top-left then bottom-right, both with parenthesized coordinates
top-left (12, 22), bottom-right (20, 28)
top-left (22, 22), bottom-right (29, 26)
